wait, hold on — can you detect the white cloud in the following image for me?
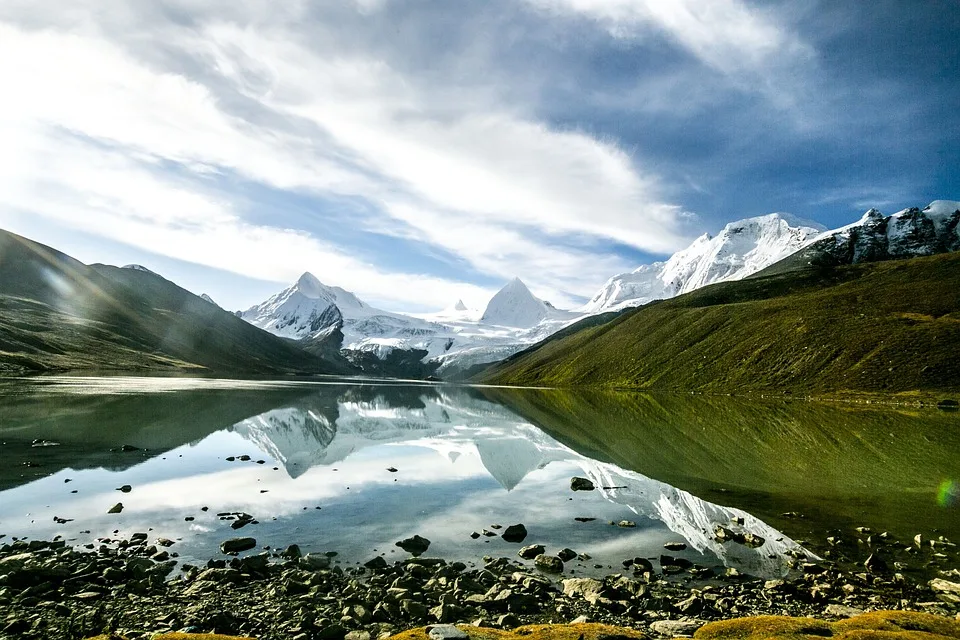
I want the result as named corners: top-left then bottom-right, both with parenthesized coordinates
top-left (0, 4), bottom-right (693, 310)
top-left (523, 0), bottom-right (811, 74)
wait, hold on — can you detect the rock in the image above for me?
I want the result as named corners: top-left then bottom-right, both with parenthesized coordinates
top-left (429, 605), bottom-right (464, 624)
top-left (281, 544), bottom-right (302, 559)
top-left (714, 525), bottom-right (735, 541)
top-left (651, 620), bottom-right (705, 637)
top-left (346, 632), bottom-right (372, 640)
top-left (518, 544), bottom-right (545, 559)
top-left (617, 520), bottom-right (636, 528)
top-left (570, 615), bottom-right (590, 624)
top-left (219, 537), bottom-right (257, 554)
top-left (533, 554), bottom-right (563, 573)
top-left (365, 556), bottom-right (389, 570)
top-left (660, 555), bottom-right (692, 569)
top-left (571, 477), bottom-right (595, 491)
top-left (302, 553), bottom-right (332, 570)
top-left (396, 535), bottom-right (431, 556)
top-left (864, 553), bottom-right (888, 573)
top-left (401, 599), bottom-right (428, 619)
top-left (501, 524), bottom-right (528, 543)
top-left (428, 624), bottom-right (468, 640)
top-left (496, 614), bottom-right (520, 629)
top-left (116, 484), bottom-right (132, 493)
top-left (632, 557), bottom-right (654, 573)
top-left (825, 604), bottom-right (865, 618)
top-left (664, 542), bottom-right (687, 551)
top-left (107, 502), bottom-right (124, 514)
top-left (562, 578), bottom-right (604, 600)
top-left (937, 399), bottom-right (959, 410)
top-left (930, 578), bottom-right (960, 594)
top-left (557, 547), bottom-right (577, 562)
top-left (741, 532), bottom-right (765, 548)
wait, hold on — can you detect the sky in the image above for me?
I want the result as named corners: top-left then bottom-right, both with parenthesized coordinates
top-left (0, 1), bottom-right (957, 313)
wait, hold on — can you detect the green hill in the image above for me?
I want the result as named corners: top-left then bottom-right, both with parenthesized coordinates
top-left (0, 229), bottom-right (351, 376)
top-left (480, 252), bottom-right (960, 395)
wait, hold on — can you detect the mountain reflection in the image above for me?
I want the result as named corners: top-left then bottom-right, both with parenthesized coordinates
top-left (228, 385), bottom-right (810, 577)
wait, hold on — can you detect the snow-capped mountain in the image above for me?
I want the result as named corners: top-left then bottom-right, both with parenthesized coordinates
top-left (242, 274), bottom-right (581, 375)
top-left (782, 201), bottom-right (960, 268)
top-left (480, 277), bottom-right (557, 328)
top-left (583, 213), bottom-right (826, 313)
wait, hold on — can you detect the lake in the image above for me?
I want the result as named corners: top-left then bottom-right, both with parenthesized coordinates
top-left (1, 377), bottom-right (957, 580)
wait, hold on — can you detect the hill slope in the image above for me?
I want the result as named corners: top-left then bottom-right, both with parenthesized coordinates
top-left (480, 252), bottom-right (960, 394)
top-left (0, 229), bottom-right (349, 375)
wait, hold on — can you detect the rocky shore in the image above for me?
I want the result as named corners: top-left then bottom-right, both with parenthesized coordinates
top-left (1, 523), bottom-right (958, 640)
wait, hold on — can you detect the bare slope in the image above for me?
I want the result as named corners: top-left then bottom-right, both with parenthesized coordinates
top-left (480, 252), bottom-right (960, 394)
top-left (0, 229), bottom-right (349, 375)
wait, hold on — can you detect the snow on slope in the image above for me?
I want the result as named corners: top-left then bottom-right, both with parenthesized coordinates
top-left (480, 277), bottom-right (554, 328)
top-left (243, 274), bottom-right (582, 370)
top-left (798, 201), bottom-right (960, 265)
top-left (583, 213), bottom-right (826, 313)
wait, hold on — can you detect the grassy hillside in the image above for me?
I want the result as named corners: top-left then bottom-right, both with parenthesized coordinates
top-left (0, 229), bottom-right (351, 376)
top-left (480, 252), bottom-right (960, 394)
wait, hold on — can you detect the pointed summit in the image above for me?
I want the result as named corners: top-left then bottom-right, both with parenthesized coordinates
top-left (480, 278), bottom-right (550, 328)
top-left (454, 299), bottom-right (468, 311)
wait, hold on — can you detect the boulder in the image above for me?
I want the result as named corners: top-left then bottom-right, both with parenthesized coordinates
top-left (501, 524), bottom-right (528, 543)
top-left (219, 537), bottom-right (257, 554)
top-left (396, 535), bottom-right (431, 556)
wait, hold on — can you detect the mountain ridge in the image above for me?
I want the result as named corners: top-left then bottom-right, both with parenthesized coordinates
top-left (0, 229), bottom-right (350, 376)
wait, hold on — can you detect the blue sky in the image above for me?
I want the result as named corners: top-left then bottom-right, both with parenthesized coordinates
top-left (0, 0), bottom-right (957, 313)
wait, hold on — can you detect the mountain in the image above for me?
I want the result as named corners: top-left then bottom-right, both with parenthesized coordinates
top-left (242, 274), bottom-right (580, 378)
top-left (583, 213), bottom-right (825, 312)
top-left (480, 277), bottom-right (553, 328)
top-left (479, 250), bottom-right (960, 395)
top-left (760, 201), bottom-right (960, 275)
top-left (0, 229), bottom-right (349, 375)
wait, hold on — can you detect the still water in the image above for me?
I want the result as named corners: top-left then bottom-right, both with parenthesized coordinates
top-left (1, 377), bottom-right (957, 579)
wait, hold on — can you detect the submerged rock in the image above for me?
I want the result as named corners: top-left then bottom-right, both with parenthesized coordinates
top-left (219, 537), bottom-right (257, 554)
top-left (396, 535), bottom-right (431, 556)
top-left (501, 524), bottom-right (528, 543)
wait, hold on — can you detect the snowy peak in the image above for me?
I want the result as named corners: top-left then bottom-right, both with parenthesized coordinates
top-left (480, 278), bottom-right (551, 328)
top-left (454, 299), bottom-right (468, 312)
top-left (584, 212), bottom-right (824, 313)
top-left (804, 200), bottom-right (960, 264)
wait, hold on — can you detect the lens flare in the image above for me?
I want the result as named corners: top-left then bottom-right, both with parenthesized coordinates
top-left (937, 479), bottom-right (958, 507)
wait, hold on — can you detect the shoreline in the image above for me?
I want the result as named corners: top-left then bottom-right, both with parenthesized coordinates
top-left (1, 530), bottom-right (957, 640)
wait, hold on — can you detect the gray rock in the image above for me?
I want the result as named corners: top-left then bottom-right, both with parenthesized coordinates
top-left (664, 542), bottom-right (687, 551)
top-left (650, 619), bottom-right (705, 637)
top-left (281, 544), bottom-right (302, 559)
top-left (617, 520), bottom-right (636, 528)
top-left (365, 556), bottom-right (389, 570)
top-left (518, 544), bottom-right (545, 560)
top-left (219, 537), bottom-right (256, 554)
top-left (429, 605), bottom-right (464, 624)
top-left (533, 554), bottom-right (563, 573)
top-left (107, 502), bottom-right (124, 514)
top-left (427, 624), bottom-right (467, 640)
top-left (396, 535), bottom-right (431, 556)
top-left (501, 524), bottom-right (528, 543)
top-left (557, 548), bottom-right (577, 562)
top-left (825, 604), bottom-right (865, 618)
top-left (497, 614), bottom-right (520, 629)
top-left (302, 553), bottom-right (332, 570)
top-left (401, 599), bottom-right (428, 619)
top-left (571, 477), bottom-right (595, 491)
top-left (930, 578), bottom-right (960, 594)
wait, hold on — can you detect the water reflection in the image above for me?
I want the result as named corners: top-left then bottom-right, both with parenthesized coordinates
top-left (0, 378), bottom-right (815, 579)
